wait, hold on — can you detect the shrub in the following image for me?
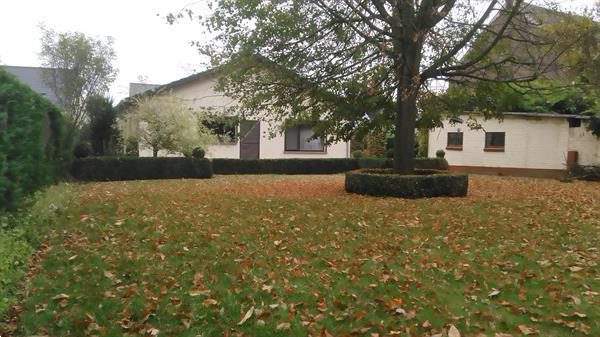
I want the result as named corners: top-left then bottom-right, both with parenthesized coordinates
top-left (71, 157), bottom-right (213, 181)
top-left (0, 67), bottom-right (65, 210)
top-left (351, 150), bottom-right (364, 158)
top-left (192, 147), bottom-right (206, 159)
top-left (73, 143), bottom-right (92, 158)
top-left (212, 158), bottom-right (357, 174)
top-left (345, 169), bottom-right (468, 198)
top-left (569, 164), bottom-right (600, 181)
top-left (436, 149), bottom-right (446, 158)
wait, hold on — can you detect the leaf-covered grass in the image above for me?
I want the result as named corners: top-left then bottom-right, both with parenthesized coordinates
top-left (11, 175), bottom-right (600, 336)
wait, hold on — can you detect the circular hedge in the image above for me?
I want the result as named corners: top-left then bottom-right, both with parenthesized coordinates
top-left (345, 169), bottom-right (468, 198)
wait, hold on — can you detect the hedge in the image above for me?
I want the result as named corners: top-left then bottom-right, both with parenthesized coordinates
top-left (0, 67), bottom-right (64, 210)
top-left (212, 157), bottom-right (449, 174)
top-left (569, 164), bottom-right (600, 181)
top-left (345, 169), bottom-right (468, 198)
top-left (212, 158), bottom-right (358, 174)
top-left (71, 157), bottom-right (213, 181)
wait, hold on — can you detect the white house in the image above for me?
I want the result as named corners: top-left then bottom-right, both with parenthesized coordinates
top-left (129, 71), bottom-right (350, 159)
top-left (428, 112), bottom-right (600, 177)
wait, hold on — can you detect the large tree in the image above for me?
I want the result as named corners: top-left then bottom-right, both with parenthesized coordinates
top-left (184, 0), bottom-right (583, 172)
top-left (39, 26), bottom-right (117, 142)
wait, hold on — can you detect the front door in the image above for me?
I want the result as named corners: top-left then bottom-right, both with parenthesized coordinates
top-left (239, 120), bottom-right (260, 159)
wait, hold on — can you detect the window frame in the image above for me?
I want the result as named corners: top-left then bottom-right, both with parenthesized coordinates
top-left (446, 132), bottom-right (463, 151)
top-left (484, 132), bottom-right (505, 152)
top-left (284, 125), bottom-right (326, 153)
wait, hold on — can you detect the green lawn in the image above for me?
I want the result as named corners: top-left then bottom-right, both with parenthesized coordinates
top-left (8, 175), bottom-right (600, 336)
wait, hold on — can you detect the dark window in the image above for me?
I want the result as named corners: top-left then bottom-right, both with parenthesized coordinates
top-left (568, 118), bottom-right (581, 128)
top-left (446, 132), bottom-right (463, 150)
top-left (202, 118), bottom-right (237, 143)
top-left (284, 125), bottom-right (325, 152)
top-left (484, 132), bottom-right (505, 151)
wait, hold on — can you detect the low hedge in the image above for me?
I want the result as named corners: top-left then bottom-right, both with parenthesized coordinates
top-left (212, 158), bottom-right (357, 174)
top-left (345, 169), bottom-right (468, 198)
top-left (213, 157), bottom-right (449, 174)
top-left (71, 157), bottom-right (213, 181)
top-left (569, 164), bottom-right (600, 181)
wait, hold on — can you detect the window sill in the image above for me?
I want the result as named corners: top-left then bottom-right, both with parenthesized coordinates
top-left (284, 150), bottom-right (327, 154)
top-left (484, 147), bottom-right (505, 152)
top-left (446, 146), bottom-right (463, 151)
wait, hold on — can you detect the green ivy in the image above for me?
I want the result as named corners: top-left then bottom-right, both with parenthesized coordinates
top-left (0, 67), bottom-right (65, 210)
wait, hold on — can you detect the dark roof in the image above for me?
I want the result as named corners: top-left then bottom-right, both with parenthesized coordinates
top-left (129, 82), bottom-right (162, 96)
top-left (2, 65), bottom-right (60, 104)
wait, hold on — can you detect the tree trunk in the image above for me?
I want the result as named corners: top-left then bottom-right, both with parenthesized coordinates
top-left (153, 147), bottom-right (158, 157)
top-left (392, 90), bottom-right (418, 173)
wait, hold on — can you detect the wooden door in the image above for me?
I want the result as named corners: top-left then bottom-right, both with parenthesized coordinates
top-left (239, 120), bottom-right (260, 159)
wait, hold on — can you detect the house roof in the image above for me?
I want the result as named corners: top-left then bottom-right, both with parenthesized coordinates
top-left (2, 65), bottom-right (60, 104)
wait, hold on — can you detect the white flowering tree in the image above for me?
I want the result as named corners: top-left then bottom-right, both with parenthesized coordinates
top-left (123, 95), bottom-right (216, 157)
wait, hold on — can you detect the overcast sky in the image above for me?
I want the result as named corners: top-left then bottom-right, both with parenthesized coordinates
top-left (0, 0), bottom-right (594, 102)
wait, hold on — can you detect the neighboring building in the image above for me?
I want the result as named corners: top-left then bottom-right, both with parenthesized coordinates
top-left (3, 65), bottom-right (60, 104)
top-left (428, 112), bottom-right (600, 177)
top-left (126, 71), bottom-right (351, 159)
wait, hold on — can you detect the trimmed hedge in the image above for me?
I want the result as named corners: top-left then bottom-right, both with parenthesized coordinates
top-left (212, 158), bottom-right (358, 174)
top-left (0, 67), bottom-right (65, 210)
top-left (569, 164), bottom-right (600, 181)
top-left (213, 157), bottom-right (449, 174)
top-left (345, 169), bottom-right (468, 198)
top-left (71, 157), bottom-right (213, 181)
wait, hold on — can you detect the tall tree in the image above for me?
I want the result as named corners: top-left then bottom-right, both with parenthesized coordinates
top-left (86, 95), bottom-right (119, 156)
top-left (39, 26), bottom-right (117, 143)
top-left (186, 0), bottom-right (578, 172)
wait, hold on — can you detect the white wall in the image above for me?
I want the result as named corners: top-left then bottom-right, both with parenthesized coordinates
top-left (428, 115), bottom-right (573, 170)
top-left (140, 73), bottom-right (350, 159)
top-left (567, 124), bottom-right (600, 165)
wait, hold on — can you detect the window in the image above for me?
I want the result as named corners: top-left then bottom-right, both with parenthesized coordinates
top-left (202, 118), bottom-right (237, 143)
top-left (446, 132), bottom-right (463, 150)
top-left (284, 125), bottom-right (325, 152)
top-left (484, 132), bottom-right (505, 151)
top-left (568, 118), bottom-right (581, 128)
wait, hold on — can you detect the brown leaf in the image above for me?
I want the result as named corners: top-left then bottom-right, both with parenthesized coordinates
top-left (517, 325), bottom-right (538, 335)
top-left (237, 306), bottom-right (254, 325)
top-left (448, 325), bottom-right (460, 337)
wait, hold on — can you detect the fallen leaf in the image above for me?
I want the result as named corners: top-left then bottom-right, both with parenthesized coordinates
top-left (52, 294), bottom-right (70, 301)
top-left (276, 322), bottom-right (291, 330)
top-left (237, 306), bottom-right (255, 325)
top-left (488, 289), bottom-right (501, 297)
top-left (448, 324), bottom-right (460, 337)
top-left (517, 325), bottom-right (537, 335)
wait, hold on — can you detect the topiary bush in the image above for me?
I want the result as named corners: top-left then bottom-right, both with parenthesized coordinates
top-left (192, 147), bottom-right (206, 159)
top-left (345, 169), bottom-right (468, 198)
top-left (71, 157), bottom-right (213, 181)
top-left (0, 67), bottom-right (65, 210)
top-left (436, 149), bottom-right (446, 158)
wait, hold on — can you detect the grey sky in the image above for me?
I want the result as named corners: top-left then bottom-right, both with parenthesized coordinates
top-left (0, 0), bottom-right (594, 102)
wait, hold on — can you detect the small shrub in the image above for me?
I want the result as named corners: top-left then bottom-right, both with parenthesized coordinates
top-left (73, 143), bottom-right (92, 158)
top-left (192, 147), bottom-right (206, 159)
top-left (436, 149), bottom-right (446, 158)
top-left (345, 169), bottom-right (468, 198)
top-left (569, 164), bottom-right (600, 181)
top-left (351, 150), bottom-right (364, 158)
top-left (71, 157), bottom-right (213, 181)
